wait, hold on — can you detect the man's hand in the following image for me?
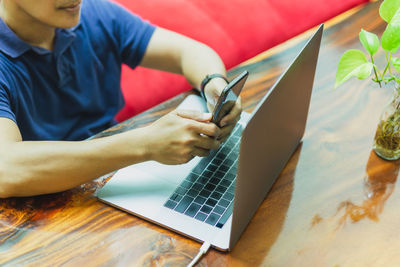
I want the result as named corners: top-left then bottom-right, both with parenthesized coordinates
top-left (204, 78), bottom-right (242, 142)
top-left (143, 109), bottom-right (221, 165)
top-left (139, 27), bottom-right (240, 140)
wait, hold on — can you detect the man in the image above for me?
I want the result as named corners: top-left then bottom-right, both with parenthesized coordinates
top-left (0, 0), bottom-right (241, 197)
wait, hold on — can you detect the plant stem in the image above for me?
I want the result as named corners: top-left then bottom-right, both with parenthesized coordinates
top-left (369, 54), bottom-right (382, 88)
top-left (370, 54), bottom-right (382, 87)
top-left (382, 51), bottom-right (393, 78)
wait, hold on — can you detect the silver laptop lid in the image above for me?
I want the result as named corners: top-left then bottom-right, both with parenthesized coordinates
top-left (229, 24), bottom-right (323, 248)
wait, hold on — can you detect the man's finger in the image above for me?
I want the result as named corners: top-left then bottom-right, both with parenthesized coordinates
top-left (193, 122), bottom-right (221, 137)
top-left (176, 109), bottom-right (212, 122)
top-left (218, 124), bottom-right (236, 141)
top-left (191, 147), bottom-right (211, 158)
top-left (220, 99), bottom-right (242, 127)
top-left (175, 111), bottom-right (221, 137)
top-left (195, 134), bottom-right (221, 150)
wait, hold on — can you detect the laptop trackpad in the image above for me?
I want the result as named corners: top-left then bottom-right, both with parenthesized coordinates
top-left (97, 158), bottom-right (200, 216)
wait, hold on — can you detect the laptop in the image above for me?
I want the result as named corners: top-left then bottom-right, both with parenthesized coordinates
top-left (97, 24), bottom-right (323, 251)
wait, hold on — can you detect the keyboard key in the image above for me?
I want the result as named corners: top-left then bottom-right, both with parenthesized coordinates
top-left (216, 152), bottom-right (225, 160)
top-left (220, 179), bottom-right (231, 187)
top-left (218, 198), bottom-right (230, 208)
top-left (225, 173), bottom-right (236, 181)
top-left (170, 193), bottom-right (183, 202)
top-left (220, 147), bottom-right (230, 156)
top-left (164, 200), bottom-right (178, 209)
top-left (175, 186), bottom-right (188, 196)
top-left (215, 171), bottom-right (225, 179)
top-left (216, 201), bottom-right (234, 228)
top-left (209, 177), bottom-right (220, 185)
top-left (186, 173), bottom-right (199, 183)
top-left (228, 152), bottom-right (238, 161)
top-left (205, 213), bottom-right (221, 226)
top-left (213, 205), bottom-right (225, 215)
top-left (199, 189), bottom-right (212, 198)
top-left (228, 185), bottom-right (235, 193)
top-left (219, 165), bottom-right (230, 172)
top-left (211, 158), bottom-right (223, 165)
top-left (207, 164), bottom-right (218, 172)
top-left (215, 185), bottom-right (228, 194)
top-left (203, 170), bottom-right (213, 178)
top-left (187, 188), bottom-right (199, 198)
top-left (231, 165), bottom-right (238, 173)
top-left (175, 196), bottom-right (194, 213)
top-left (223, 192), bottom-right (234, 201)
top-left (191, 182), bottom-right (203, 191)
top-left (180, 180), bottom-right (193, 189)
top-left (226, 138), bottom-right (236, 146)
top-left (210, 191), bottom-right (222, 200)
top-left (195, 212), bottom-right (208, 222)
top-left (185, 203), bottom-right (202, 217)
top-left (206, 198), bottom-right (217, 207)
top-left (200, 205), bottom-right (212, 214)
top-left (224, 158), bottom-right (234, 166)
top-left (205, 183), bottom-right (216, 192)
top-left (198, 176), bottom-right (209, 184)
top-left (194, 196), bottom-right (207, 205)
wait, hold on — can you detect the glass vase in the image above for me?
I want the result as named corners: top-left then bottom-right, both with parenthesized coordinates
top-left (373, 84), bottom-right (400, 160)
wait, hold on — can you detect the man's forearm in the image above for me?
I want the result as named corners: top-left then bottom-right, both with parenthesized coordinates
top-left (179, 42), bottom-right (227, 90)
top-left (0, 128), bottom-right (150, 197)
top-left (0, 107), bottom-right (222, 198)
top-left (140, 27), bottom-right (227, 90)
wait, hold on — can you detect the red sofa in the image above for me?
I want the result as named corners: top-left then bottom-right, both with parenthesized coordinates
top-left (113, 0), bottom-right (369, 122)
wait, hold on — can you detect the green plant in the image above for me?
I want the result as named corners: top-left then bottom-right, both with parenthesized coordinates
top-left (335, 0), bottom-right (400, 88)
top-left (335, 0), bottom-right (400, 160)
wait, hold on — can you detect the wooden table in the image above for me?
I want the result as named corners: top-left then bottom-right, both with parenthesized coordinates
top-left (1, 1), bottom-right (397, 266)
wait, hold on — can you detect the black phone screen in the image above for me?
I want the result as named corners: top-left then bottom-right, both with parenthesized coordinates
top-left (211, 71), bottom-right (249, 125)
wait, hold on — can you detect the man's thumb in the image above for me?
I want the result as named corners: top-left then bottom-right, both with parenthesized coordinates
top-left (176, 109), bottom-right (212, 122)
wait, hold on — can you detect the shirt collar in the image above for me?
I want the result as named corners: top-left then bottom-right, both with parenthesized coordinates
top-left (53, 23), bottom-right (80, 57)
top-left (0, 18), bottom-right (81, 58)
top-left (0, 18), bottom-right (31, 58)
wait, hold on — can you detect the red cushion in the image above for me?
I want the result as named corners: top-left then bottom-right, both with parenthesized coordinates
top-left (113, 0), bottom-right (369, 122)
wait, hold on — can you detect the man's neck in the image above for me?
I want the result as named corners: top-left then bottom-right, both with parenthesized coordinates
top-left (0, 1), bottom-right (55, 51)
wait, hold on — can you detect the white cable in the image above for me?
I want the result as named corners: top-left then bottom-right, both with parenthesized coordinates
top-left (187, 241), bottom-right (211, 267)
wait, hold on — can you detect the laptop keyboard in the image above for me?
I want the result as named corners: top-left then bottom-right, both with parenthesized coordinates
top-left (164, 124), bottom-right (243, 228)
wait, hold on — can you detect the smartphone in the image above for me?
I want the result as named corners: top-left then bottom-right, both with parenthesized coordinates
top-left (211, 70), bottom-right (249, 125)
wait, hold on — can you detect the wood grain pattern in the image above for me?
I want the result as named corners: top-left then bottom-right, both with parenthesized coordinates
top-left (1, 1), bottom-right (396, 266)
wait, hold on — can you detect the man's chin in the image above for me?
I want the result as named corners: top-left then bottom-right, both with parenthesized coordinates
top-left (56, 17), bottom-right (81, 29)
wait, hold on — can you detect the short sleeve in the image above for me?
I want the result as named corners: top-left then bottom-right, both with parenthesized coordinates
top-left (114, 5), bottom-right (156, 68)
top-left (0, 82), bottom-right (16, 122)
top-left (88, 0), bottom-right (156, 69)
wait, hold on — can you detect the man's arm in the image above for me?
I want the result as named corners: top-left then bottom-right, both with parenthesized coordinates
top-left (140, 27), bottom-right (227, 89)
top-left (0, 117), bottom-right (149, 197)
top-left (0, 112), bottom-right (220, 198)
top-left (0, 28), bottom-right (232, 198)
top-left (140, 28), bottom-right (242, 140)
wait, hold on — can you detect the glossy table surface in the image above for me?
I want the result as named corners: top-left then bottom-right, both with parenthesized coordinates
top-left (1, 1), bottom-right (397, 266)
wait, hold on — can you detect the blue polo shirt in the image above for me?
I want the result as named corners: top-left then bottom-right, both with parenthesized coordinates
top-left (0, 0), bottom-right (155, 141)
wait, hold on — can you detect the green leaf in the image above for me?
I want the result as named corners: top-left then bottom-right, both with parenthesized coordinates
top-left (335, 49), bottom-right (373, 88)
top-left (380, 0), bottom-right (400, 23)
top-left (359, 29), bottom-right (379, 55)
top-left (392, 57), bottom-right (400, 73)
top-left (381, 8), bottom-right (400, 52)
